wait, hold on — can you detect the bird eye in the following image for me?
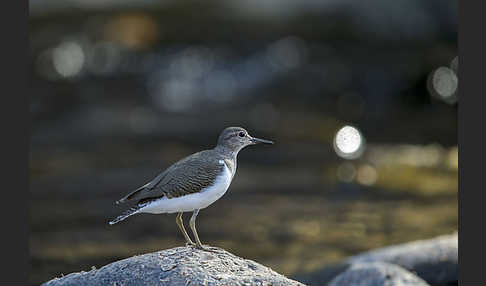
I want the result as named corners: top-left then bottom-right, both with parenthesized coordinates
top-left (238, 132), bottom-right (245, 137)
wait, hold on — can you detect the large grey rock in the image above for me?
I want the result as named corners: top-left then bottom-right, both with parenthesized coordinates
top-left (329, 262), bottom-right (430, 286)
top-left (348, 232), bottom-right (457, 285)
top-left (42, 246), bottom-right (305, 286)
top-left (294, 232), bottom-right (458, 286)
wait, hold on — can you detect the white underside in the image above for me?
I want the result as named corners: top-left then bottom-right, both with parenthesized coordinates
top-left (139, 163), bottom-right (233, 214)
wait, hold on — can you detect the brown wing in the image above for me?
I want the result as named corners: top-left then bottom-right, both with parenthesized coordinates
top-left (115, 150), bottom-right (225, 204)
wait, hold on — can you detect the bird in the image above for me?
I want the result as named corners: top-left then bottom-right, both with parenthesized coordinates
top-left (109, 126), bottom-right (274, 249)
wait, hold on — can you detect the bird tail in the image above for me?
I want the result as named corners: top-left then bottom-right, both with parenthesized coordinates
top-left (109, 206), bottom-right (141, 225)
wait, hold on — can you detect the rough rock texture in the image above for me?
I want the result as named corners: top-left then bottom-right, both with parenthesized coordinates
top-left (42, 246), bottom-right (304, 286)
top-left (294, 232), bottom-right (458, 286)
top-left (348, 232), bottom-right (458, 286)
top-left (329, 262), bottom-right (430, 286)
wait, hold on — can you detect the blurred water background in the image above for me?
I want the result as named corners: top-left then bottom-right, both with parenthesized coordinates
top-left (29, 0), bottom-right (457, 285)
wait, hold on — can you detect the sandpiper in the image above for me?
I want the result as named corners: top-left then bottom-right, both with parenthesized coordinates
top-left (109, 127), bottom-right (274, 249)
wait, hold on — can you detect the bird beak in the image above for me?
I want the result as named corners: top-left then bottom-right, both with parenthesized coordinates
top-left (250, 136), bottom-right (274, 145)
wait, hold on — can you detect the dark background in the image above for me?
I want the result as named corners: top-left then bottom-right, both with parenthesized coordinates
top-left (29, 1), bottom-right (457, 285)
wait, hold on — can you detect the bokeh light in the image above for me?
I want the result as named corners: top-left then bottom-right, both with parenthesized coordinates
top-left (356, 164), bottom-right (378, 186)
top-left (103, 13), bottom-right (159, 50)
top-left (427, 65), bottom-right (458, 105)
top-left (333, 125), bottom-right (365, 160)
top-left (52, 41), bottom-right (85, 78)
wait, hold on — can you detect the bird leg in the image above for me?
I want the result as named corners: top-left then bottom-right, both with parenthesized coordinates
top-left (189, 209), bottom-right (205, 249)
top-left (176, 212), bottom-right (195, 246)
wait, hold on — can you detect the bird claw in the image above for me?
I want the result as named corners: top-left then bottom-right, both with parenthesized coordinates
top-left (186, 242), bottom-right (208, 251)
top-left (194, 244), bottom-right (220, 253)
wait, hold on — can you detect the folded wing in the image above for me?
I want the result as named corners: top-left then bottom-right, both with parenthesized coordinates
top-left (115, 151), bottom-right (224, 205)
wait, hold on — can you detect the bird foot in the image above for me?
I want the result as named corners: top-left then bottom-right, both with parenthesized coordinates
top-left (185, 243), bottom-right (209, 251)
top-left (193, 244), bottom-right (222, 253)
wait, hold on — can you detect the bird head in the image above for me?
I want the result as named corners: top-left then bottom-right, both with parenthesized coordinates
top-left (216, 127), bottom-right (274, 153)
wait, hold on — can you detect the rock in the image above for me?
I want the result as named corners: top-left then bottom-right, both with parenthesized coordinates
top-left (329, 262), bottom-right (430, 286)
top-left (348, 232), bottom-right (457, 285)
top-left (294, 232), bottom-right (457, 286)
top-left (41, 246), bottom-right (305, 286)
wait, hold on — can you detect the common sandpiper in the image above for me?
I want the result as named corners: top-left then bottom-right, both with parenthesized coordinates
top-left (109, 127), bottom-right (274, 249)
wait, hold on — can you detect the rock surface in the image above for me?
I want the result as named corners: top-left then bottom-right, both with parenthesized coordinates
top-left (348, 232), bottom-right (458, 286)
top-left (42, 246), bottom-right (304, 286)
top-left (294, 232), bottom-right (458, 286)
top-left (329, 262), bottom-right (430, 286)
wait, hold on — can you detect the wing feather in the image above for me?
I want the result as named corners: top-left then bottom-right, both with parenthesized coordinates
top-left (115, 150), bottom-right (224, 204)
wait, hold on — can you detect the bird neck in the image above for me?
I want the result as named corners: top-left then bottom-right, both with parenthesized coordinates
top-left (214, 145), bottom-right (239, 161)
top-left (214, 145), bottom-right (238, 178)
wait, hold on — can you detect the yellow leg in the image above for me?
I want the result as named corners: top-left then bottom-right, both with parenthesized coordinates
top-left (189, 209), bottom-right (205, 249)
top-left (176, 212), bottom-right (195, 246)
